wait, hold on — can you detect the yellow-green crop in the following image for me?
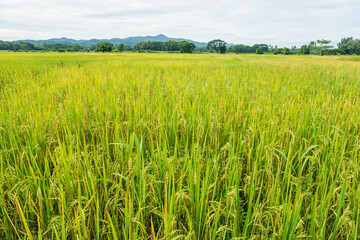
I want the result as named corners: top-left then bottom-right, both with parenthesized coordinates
top-left (1, 52), bottom-right (360, 239)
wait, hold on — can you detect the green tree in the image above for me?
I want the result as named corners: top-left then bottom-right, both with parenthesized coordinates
top-left (134, 41), bottom-right (152, 51)
top-left (273, 49), bottom-right (282, 55)
top-left (69, 44), bottom-right (82, 52)
top-left (207, 39), bottom-right (227, 54)
top-left (309, 41), bottom-right (316, 54)
top-left (116, 43), bottom-right (124, 52)
top-left (178, 41), bottom-right (195, 53)
top-left (338, 37), bottom-right (353, 49)
top-left (89, 44), bottom-right (97, 51)
top-left (282, 47), bottom-right (290, 55)
top-left (227, 44), bottom-right (252, 54)
top-left (164, 40), bottom-right (180, 51)
top-left (19, 42), bottom-right (35, 51)
top-left (96, 42), bottom-right (113, 52)
top-left (299, 45), bottom-right (310, 55)
top-left (315, 39), bottom-right (332, 56)
top-left (252, 44), bottom-right (268, 52)
top-left (255, 48), bottom-right (264, 54)
top-left (123, 45), bottom-right (133, 51)
top-left (150, 41), bottom-right (164, 51)
top-left (194, 46), bottom-right (208, 52)
top-left (337, 37), bottom-right (360, 55)
top-left (347, 40), bottom-right (360, 55)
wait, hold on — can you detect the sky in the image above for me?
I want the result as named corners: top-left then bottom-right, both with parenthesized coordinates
top-left (0, 0), bottom-right (359, 47)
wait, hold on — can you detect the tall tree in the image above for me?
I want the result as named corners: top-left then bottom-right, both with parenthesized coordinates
top-left (299, 45), bottom-right (310, 55)
top-left (164, 40), bottom-right (180, 51)
top-left (95, 42), bottom-right (113, 52)
top-left (150, 41), bottom-right (164, 51)
top-left (309, 41), bottom-right (316, 54)
top-left (338, 37), bottom-right (353, 48)
top-left (116, 43), bottom-right (124, 52)
top-left (282, 47), bottom-right (290, 55)
top-left (315, 39), bottom-right (333, 55)
top-left (337, 37), bottom-right (360, 55)
top-left (207, 39), bottom-right (227, 54)
top-left (178, 41), bottom-right (195, 53)
top-left (227, 44), bottom-right (252, 54)
top-left (252, 44), bottom-right (268, 52)
top-left (347, 40), bottom-right (360, 55)
top-left (255, 48), bottom-right (264, 54)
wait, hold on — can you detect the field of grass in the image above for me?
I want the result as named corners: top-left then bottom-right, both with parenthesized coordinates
top-left (1, 52), bottom-right (360, 239)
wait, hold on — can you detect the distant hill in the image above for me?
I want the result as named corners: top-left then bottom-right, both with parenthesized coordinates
top-left (18, 34), bottom-right (209, 47)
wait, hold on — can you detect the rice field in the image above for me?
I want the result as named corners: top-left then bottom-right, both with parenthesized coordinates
top-left (1, 52), bottom-right (360, 239)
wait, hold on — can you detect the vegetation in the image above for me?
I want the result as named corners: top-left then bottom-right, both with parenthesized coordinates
top-left (315, 40), bottom-right (333, 56)
top-left (255, 47), bottom-right (264, 54)
top-left (7, 34), bottom-right (207, 48)
top-left (1, 52), bottom-right (360, 239)
top-left (116, 43), bottom-right (124, 52)
top-left (227, 44), bottom-right (268, 54)
top-left (2, 36), bottom-right (360, 56)
top-left (134, 41), bottom-right (164, 51)
top-left (0, 40), bottom-right (88, 52)
top-left (178, 41), bottom-right (195, 53)
top-left (164, 40), bottom-right (180, 51)
top-left (227, 44), bottom-right (253, 53)
top-left (338, 37), bottom-right (360, 55)
top-left (207, 39), bottom-right (227, 54)
top-left (282, 47), bottom-right (290, 55)
top-left (95, 42), bottom-right (113, 52)
top-left (299, 45), bottom-right (310, 55)
top-left (132, 40), bottom-right (195, 53)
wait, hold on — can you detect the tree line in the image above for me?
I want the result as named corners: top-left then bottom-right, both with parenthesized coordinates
top-left (0, 41), bottom-right (89, 52)
top-left (1, 37), bottom-right (360, 55)
top-left (132, 40), bottom-right (196, 53)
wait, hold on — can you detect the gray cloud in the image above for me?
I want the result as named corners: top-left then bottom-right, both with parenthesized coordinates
top-left (0, 0), bottom-right (359, 46)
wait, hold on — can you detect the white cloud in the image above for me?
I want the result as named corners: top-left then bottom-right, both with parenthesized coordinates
top-left (0, 0), bottom-right (359, 46)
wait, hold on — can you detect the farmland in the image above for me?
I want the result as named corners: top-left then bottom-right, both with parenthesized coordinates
top-left (1, 52), bottom-right (360, 239)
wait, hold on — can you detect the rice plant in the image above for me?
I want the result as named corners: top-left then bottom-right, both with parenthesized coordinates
top-left (0, 52), bottom-right (360, 239)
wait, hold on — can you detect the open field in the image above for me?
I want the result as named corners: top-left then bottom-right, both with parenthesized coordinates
top-left (1, 52), bottom-right (360, 239)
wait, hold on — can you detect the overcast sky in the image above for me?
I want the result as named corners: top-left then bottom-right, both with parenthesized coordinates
top-left (0, 0), bottom-right (359, 46)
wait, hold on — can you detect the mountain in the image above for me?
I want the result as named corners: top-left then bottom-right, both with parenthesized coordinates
top-left (18, 34), bottom-right (209, 47)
